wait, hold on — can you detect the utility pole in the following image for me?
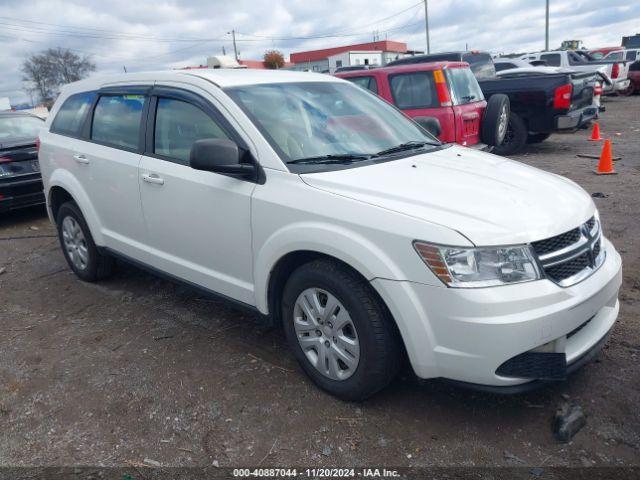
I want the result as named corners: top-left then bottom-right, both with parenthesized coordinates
top-left (228, 29), bottom-right (238, 60)
top-left (545, 0), bottom-right (550, 51)
top-left (423, 0), bottom-right (430, 54)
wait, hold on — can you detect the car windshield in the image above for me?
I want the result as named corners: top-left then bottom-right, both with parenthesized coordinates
top-left (225, 81), bottom-right (439, 170)
top-left (0, 115), bottom-right (44, 144)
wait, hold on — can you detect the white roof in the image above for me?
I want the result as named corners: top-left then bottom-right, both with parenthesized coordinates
top-left (60, 68), bottom-right (340, 95)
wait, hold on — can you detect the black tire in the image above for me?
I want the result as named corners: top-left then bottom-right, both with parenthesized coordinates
top-left (492, 112), bottom-right (527, 156)
top-left (481, 94), bottom-right (510, 146)
top-left (281, 259), bottom-right (402, 401)
top-left (56, 201), bottom-right (114, 282)
top-left (526, 132), bottom-right (551, 144)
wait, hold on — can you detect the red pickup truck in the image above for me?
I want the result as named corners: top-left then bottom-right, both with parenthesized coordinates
top-left (335, 62), bottom-right (509, 150)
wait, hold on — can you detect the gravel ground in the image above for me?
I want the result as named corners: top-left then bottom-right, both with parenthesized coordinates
top-left (0, 95), bottom-right (638, 469)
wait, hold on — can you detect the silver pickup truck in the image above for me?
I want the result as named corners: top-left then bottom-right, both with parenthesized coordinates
top-left (520, 50), bottom-right (630, 95)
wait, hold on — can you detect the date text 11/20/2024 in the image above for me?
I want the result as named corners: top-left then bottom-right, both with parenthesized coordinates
top-left (232, 468), bottom-right (401, 477)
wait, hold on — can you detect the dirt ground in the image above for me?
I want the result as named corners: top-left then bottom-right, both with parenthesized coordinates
top-left (1, 96), bottom-right (639, 470)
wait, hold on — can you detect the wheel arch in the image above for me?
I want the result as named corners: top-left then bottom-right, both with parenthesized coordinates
top-left (47, 170), bottom-right (105, 245)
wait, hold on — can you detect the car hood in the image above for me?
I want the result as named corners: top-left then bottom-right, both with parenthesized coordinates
top-left (300, 145), bottom-right (594, 246)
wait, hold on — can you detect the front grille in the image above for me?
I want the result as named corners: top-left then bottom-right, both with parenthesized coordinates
top-left (496, 351), bottom-right (567, 380)
top-left (531, 227), bottom-right (581, 255)
top-left (531, 216), bottom-right (604, 287)
top-left (545, 252), bottom-right (590, 282)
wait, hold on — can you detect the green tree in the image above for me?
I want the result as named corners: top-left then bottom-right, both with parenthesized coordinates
top-left (263, 49), bottom-right (285, 69)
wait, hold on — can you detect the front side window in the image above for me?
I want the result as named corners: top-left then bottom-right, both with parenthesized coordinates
top-left (346, 76), bottom-right (378, 94)
top-left (446, 68), bottom-right (485, 105)
top-left (154, 98), bottom-right (229, 163)
top-left (390, 72), bottom-right (438, 109)
top-left (540, 53), bottom-right (561, 66)
top-left (91, 94), bottom-right (145, 150)
top-left (626, 51), bottom-right (637, 61)
top-left (51, 91), bottom-right (96, 136)
top-left (225, 81), bottom-right (437, 167)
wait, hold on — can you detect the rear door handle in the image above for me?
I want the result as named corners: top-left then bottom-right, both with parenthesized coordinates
top-left (141, 173), bottom-right (165, 185)
top-left (73, 154), bottom-right (89, 164)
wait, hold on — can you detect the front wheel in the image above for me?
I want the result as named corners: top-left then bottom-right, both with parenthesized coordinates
top-left (281, 259), bottom-right (401, 401)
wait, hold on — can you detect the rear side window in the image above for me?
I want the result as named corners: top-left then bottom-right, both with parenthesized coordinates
top-left (51, 91), bottom-right (96, 136)
top-left (626, 51), bottom-right (637, 61)
top-left (540, 53), bottom-right (561, 66)
top-left (91, 95), bottom-right (145, 150)
top-left (389, 72), bottom-right (438, 109)
top-left (154, 98), bottom-right (229, 164)
top-left (462, 53), bottom-right (496, 79)
top-left (345, 76), bottom-right (378, 94)
top-left (446, 68), bottom-right (484, 105)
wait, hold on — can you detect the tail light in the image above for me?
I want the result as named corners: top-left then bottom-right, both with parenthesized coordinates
top-left (611, 63), bottom-right (619, 79)
top-left (594, 82), bottom-right (602, 96)
top-left (553, 83), bottom-right (573, 109)
top-left (0, 157), bottom-right (12, 163)
top-left (35, 136), bottom-right (41, 152)
top-left (433, 70), bottom-right (452, 107)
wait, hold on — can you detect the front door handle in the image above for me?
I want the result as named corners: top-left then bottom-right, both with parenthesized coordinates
top-left (73, 153), bottom-right (89, 164)
top-left (141, 173), bottom-right (165, 185)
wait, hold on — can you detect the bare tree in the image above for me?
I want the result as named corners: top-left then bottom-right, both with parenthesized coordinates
top-left (22, 48), bottom-right (96, 105)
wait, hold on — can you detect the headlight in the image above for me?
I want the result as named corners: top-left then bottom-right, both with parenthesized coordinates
top-left (414, 241), bottom-right (541, 288)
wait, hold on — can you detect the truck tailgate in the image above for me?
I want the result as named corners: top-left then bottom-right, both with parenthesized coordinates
top-left (569, 72), bottom-right (597, 110)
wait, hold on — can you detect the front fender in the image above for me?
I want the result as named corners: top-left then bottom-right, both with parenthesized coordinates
top-left (47, 168), bottom-right (105, 246)
top-left (254, 221), bottom-right (405, 314)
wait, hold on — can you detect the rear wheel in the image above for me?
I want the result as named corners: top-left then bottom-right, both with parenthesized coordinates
top-left (617, 83), bottom-right (635, 96)
top-left (492, 112), bottom-right (527, 156)
top-left (526, 132), bottom-right (551, 144)
top-left (56, 201), bottom-right (113, 282)
top-left (281, 259), bottom-right (401, 401)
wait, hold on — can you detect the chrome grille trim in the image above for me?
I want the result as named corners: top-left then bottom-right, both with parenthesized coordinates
top-left (531, 216), bottom-right (605, 287)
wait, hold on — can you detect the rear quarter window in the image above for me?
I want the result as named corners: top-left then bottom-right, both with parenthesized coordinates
top-left (389, 72), bottom-right (438, 109)
top-left (50, 91), bottom-right (97, 136)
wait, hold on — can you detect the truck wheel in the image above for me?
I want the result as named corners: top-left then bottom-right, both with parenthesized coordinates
top-left (617, 84), bottom-right (635, 97)
top-left (281, 259), bottom-right (401, 401)
top-left (56, 201), bottom-right (114, 282)
top-left (492, 112), bottom-right (527, 156)
top-left (481, 94), bottom-right (510, 146)
top-left (526, 133), bottom-right (551, 144)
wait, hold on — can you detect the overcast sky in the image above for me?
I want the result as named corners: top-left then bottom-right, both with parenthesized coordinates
top-left (1, 0), bottom-right (639, 104)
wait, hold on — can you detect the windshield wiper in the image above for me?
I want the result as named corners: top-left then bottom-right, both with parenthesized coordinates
top-left (372, 141), bottom-right (436, 157)
top-left (287, 154), bottom-right (371, 165)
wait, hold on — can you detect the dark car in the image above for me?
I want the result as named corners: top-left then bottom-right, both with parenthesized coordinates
top-left (0, 112), bottom-right (45, 212)
top-left (387, 51), bottom-right (496, 79)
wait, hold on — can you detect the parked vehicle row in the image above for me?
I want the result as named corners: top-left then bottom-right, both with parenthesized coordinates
top-left (0, 111), bottom-right (45, 212)
top-left (35, 69), bottom-right (622, 400)
top-left (363, 51), bottom-right (599, 155)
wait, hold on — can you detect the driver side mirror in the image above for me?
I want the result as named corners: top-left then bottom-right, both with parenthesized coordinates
top-left (190, 138), bottom-right (257, 180)
top-left (414, 116), bottom-right (442, 138)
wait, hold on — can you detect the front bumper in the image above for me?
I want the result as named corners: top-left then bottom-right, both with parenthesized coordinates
top-left (371, 237), bottom-right (622, 388)
top-left (555, 105), bottom-right (598, 130)
top-left (0, 175), bottom-right (45, 212)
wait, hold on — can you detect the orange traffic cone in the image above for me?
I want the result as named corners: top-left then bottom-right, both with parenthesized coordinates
top-left (589, 122), bottom-right (602, 141)
top-left (595, 139), bottom-right (617, 175)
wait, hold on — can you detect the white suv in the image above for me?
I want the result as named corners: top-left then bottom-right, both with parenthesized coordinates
top-left (38, 70), bottom-right (622, 400)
